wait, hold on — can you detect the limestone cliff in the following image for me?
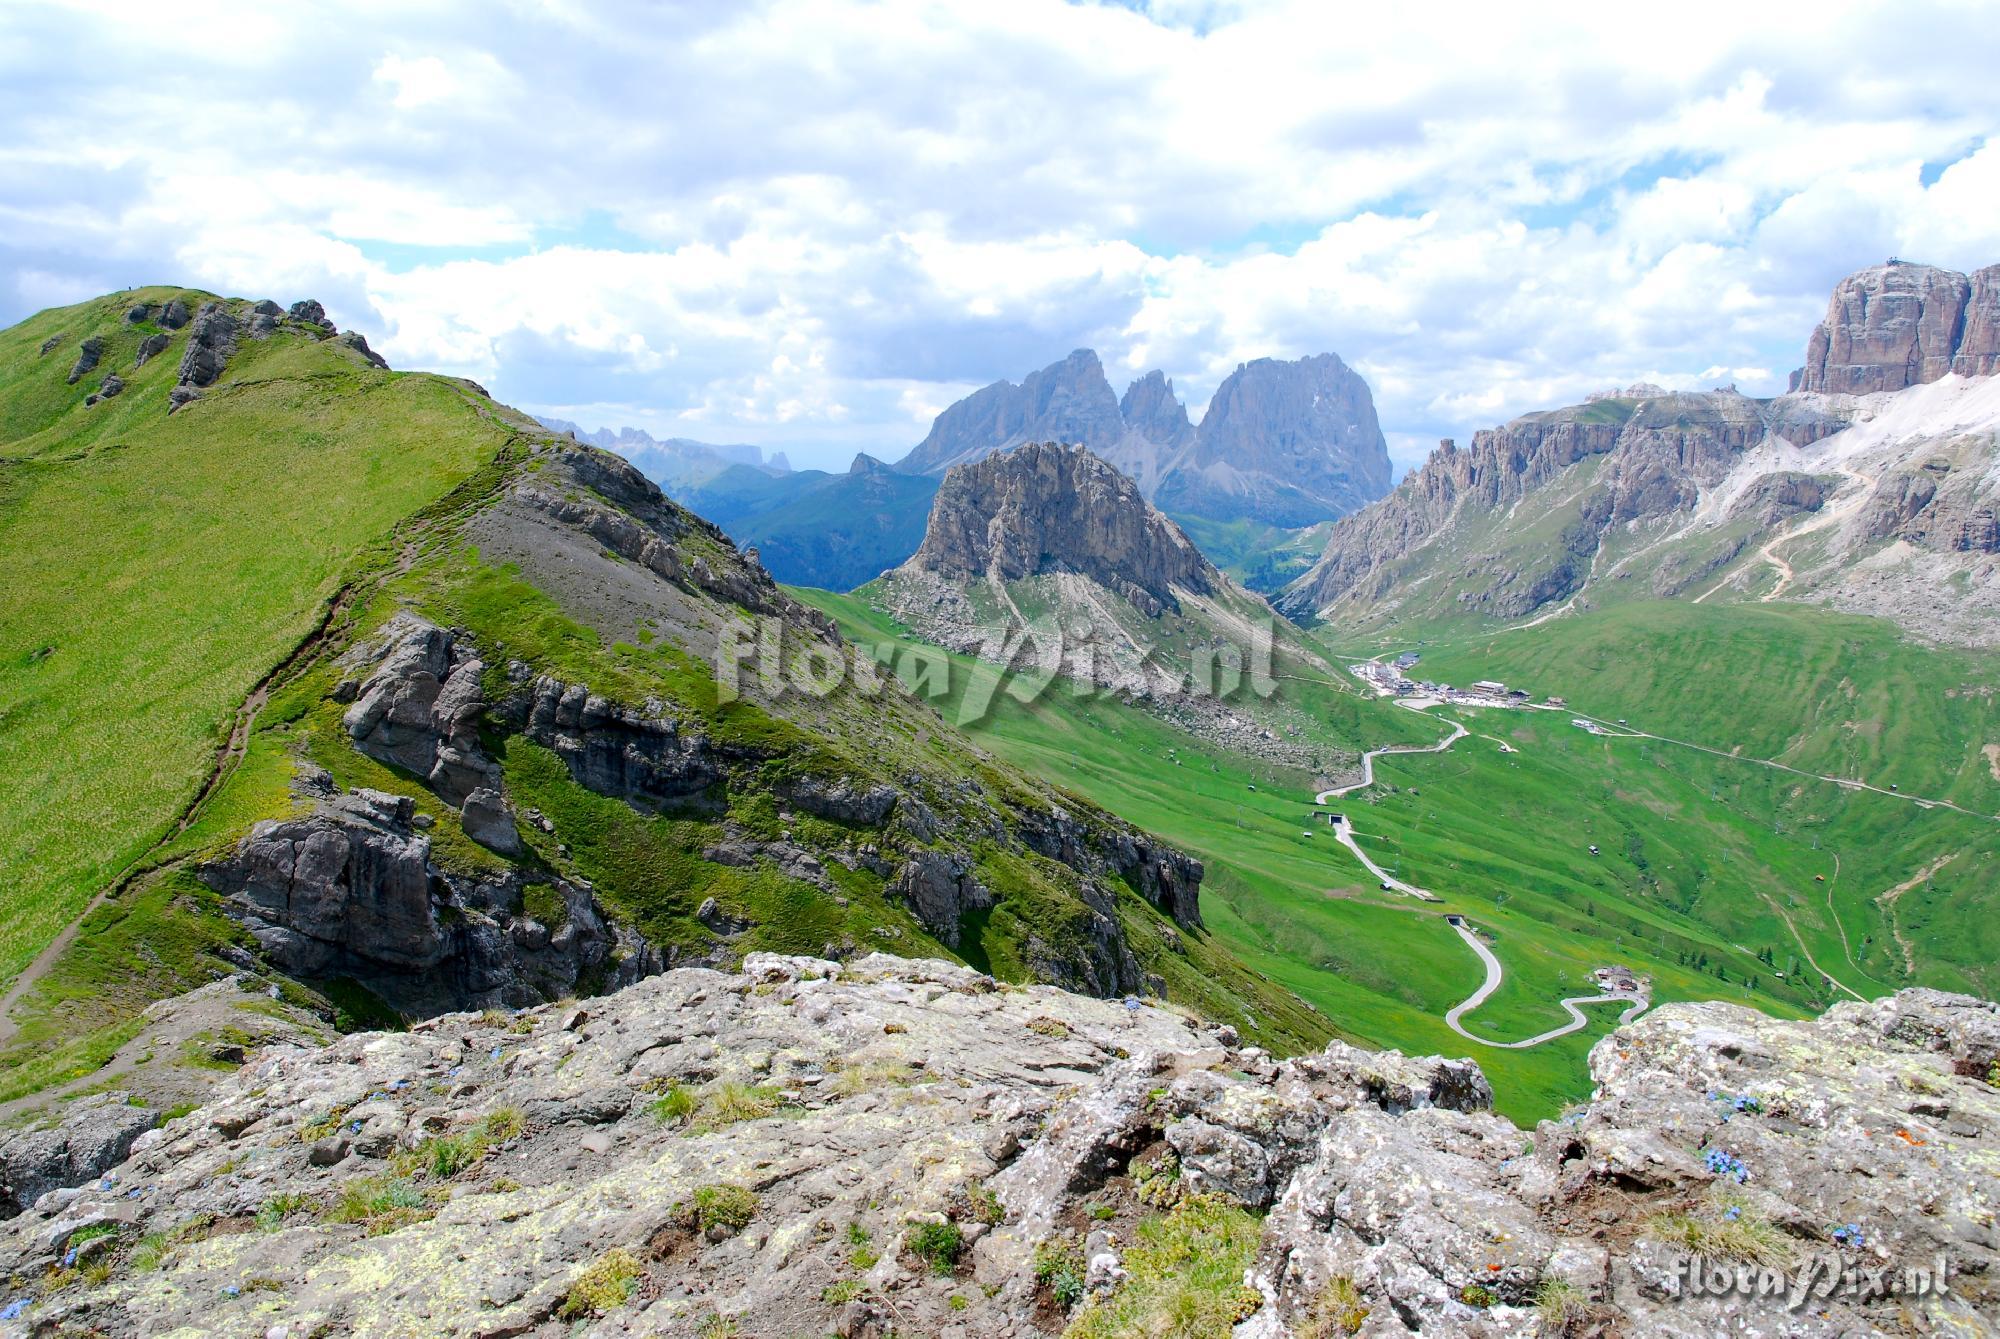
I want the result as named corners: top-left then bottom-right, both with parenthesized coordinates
top-left (1793, 260), bottom-right (2000, 393)
top-left (1158, 353), bottom-right (1393, 526)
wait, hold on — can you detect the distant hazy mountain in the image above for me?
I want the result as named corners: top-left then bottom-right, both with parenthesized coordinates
top-left (672, 452), bottom-right (940, 591)
top-left (891, 348), bottom-right (1391, 529)
top-left (535, 418), bottom-right (791, 488)
top-left (1279, 259), bottom-right (2000, 647)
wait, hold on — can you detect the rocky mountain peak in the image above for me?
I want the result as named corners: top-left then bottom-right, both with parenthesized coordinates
top-left (1793, 259), bottom-right (2000, 393)
top-left (1118, 369), bottom-right (1194, 450)
top-left (903, 440), bottom-right (1216, 615)
top-left (1157, 351), bottom-right (1392, 525)
top-left (896, 347), bottom-right (1390, 528)
top-left (896, 348), bottom-right (1125, 475)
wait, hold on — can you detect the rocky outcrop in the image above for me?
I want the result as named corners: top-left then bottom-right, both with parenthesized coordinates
top-left (889, 849), bottom-right (992, 945)
top-left (501, 669), bottom-right (722, 809)
top-left (64, 336), bottom-right (102, 385)
top-left (287, 298), bottom-right (335, 333)
top-left (903, 441), bottom-right (1217, 616)
top-left (1157, 353), bottom-right (1393, 525)
top-left (132, 332), bottom-right (169, 368)
top-left (782, 776), bottom-right (899, 826)
top-left (199, 774), bottom-right (656, 1014)
top-left (1793, 260), bottom-right (1996, 394)
top-left (1726, 470), bottom-right (1827, 526)
top-left (1017, 804), bottom-right (1204, 928)
top-left (337, 329), bottom-right (388, 369)
top-left (337, 614), bottom-right (501, 805)
top-left (897, 349), bottom-right (1126, 475)
top-left (157, 298), bottom-right (189, 330)
top-left (168, 300), bottom-right (236, 408)
top-left (0, 1095), bottom-right (156, 1220)
top-left (9, 960), bottom-right (1993, 1337)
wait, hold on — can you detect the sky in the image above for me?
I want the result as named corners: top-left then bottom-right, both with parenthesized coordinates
top-left (4, 0), bottom-right (1997, 475)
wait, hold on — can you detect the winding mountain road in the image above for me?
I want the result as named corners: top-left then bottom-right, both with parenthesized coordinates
top-left (1441, 917), bottom-right (1647, 1048)
top-left (1314, 695), bottom-right (1646, 1046)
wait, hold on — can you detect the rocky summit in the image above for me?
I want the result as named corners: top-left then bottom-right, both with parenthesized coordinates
top-left (1793, 260), bottom-right (2000, 394)
top-left (1157, 353), bottom-right (1393, 527)
top-left (900, 440), bottom-right (1218, 618)
top-left (4, 954), bottom-right (1995, 1337)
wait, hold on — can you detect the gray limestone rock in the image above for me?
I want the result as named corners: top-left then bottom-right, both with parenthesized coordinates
top-left (337, 329), bottom-right (389, 369)
top-left (5, 961), bottom-right (1992, 1337)
top-left (0, 1094), bottom-right (157, 1218)
top-left (172, 301), bottom-right (235, 391)
top-left (65, 336), bottom-right (103, 385)
top-left (459, 787), bottom-right (523, 857)
top-left (132, 332), bottom-right (169, 368)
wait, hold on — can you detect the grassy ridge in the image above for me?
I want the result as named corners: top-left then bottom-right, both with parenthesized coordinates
top-left (0, 288), bottom-right (509, 983)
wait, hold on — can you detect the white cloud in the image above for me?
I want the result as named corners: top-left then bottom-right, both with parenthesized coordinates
top-left (0, 0), bottom-right (1996, 471)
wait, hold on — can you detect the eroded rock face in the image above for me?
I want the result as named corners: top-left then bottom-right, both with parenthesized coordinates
top-left (10, 960), bottom-right (1990, 1337)
top-left (0, 1095), bottom-right (156, 1220)
top-left (1794, 260), bottom-right (1984, 394)
top-left (503, 669), bottom-right (722, 809)
top-left (1726, 470), bottom-right (1828, 527)
top-left (173, 301), bottom-right (235, 391)
top-left (905, 440), bottom-right (1217, 616)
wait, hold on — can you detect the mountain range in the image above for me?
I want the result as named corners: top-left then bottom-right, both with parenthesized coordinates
top-left (1279, 259), bottom-right (2000, 647)
top-left (896, 346), bottom-right (1393, 527)
top-left (577, 346), bottom-right (1393, 592)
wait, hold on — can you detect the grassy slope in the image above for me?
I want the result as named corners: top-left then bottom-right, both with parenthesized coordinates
top-left (1407, 602), bottom-right (2000, 997)
top-left (0, 287), bottom-right (511, 985)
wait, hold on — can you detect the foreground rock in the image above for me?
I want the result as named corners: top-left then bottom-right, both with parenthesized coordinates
top-left (2, 959), bottom-right (1991, 1336)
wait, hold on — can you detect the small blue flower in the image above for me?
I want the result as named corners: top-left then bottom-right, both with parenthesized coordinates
top-left (1703, 1148), bottom-right (1749, 1183)
top-left (0, 1298), bottom-right (28, 1320)
top-left (348, 1119), bottom-right (364, 1133)
top-left (61, 1249), bottom-right (75, 1268)
top-left (220, 1284), bottom-right (240, 1298)
top-left (490, 1046), bottom-right (502, 1060)
top-left (1723, 1205), bottom-right (1742, 1220)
